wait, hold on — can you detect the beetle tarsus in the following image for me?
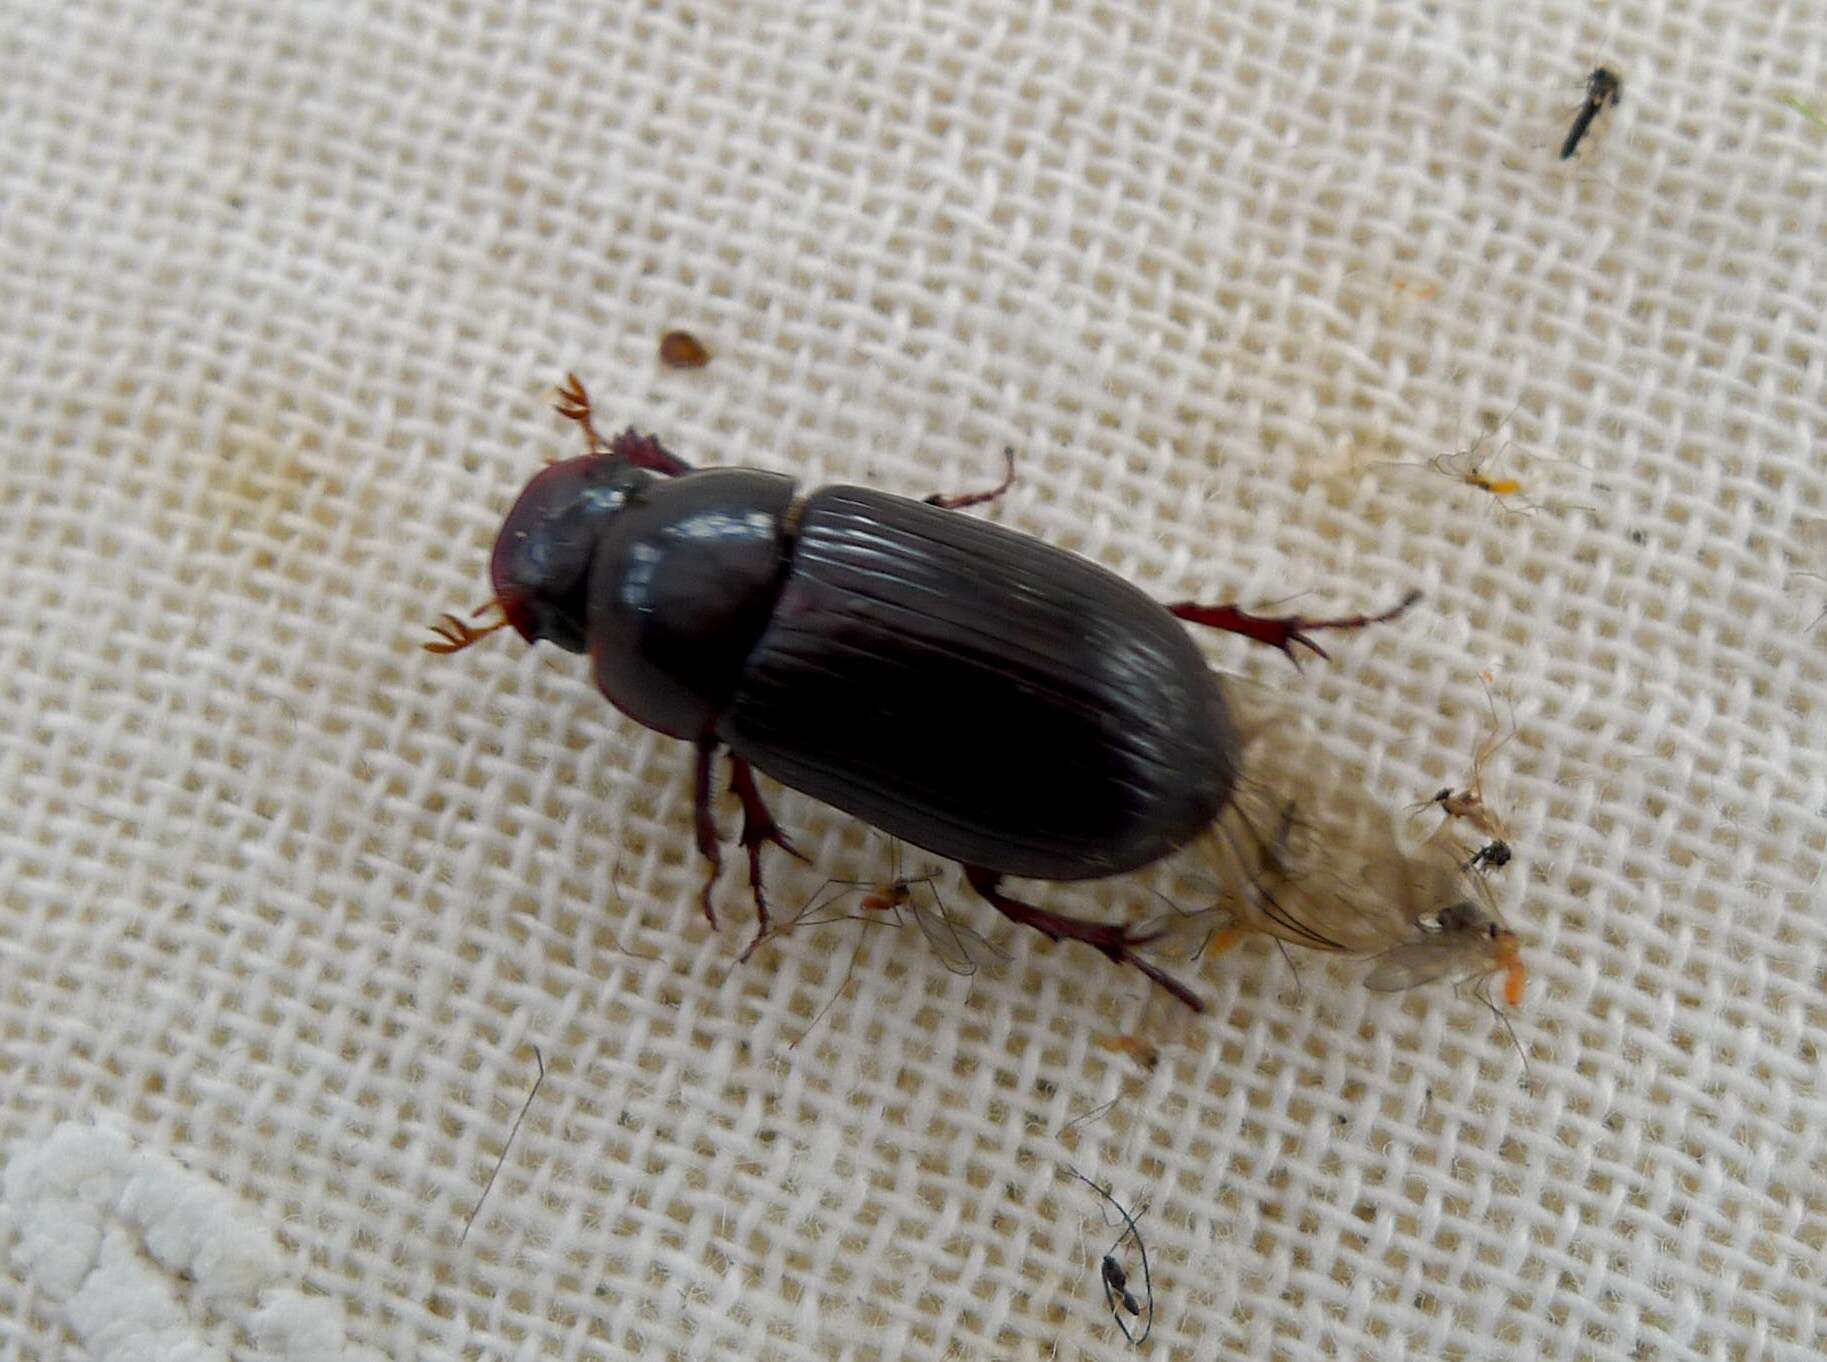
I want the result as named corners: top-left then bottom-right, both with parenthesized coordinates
top-left (1166, 589), bottom-right (1421, 666)
top-left (554, 372), bottom-right (609, 455)
top-left (925, 446), bottom-right (1016, 512)
top-left (963, 867), bottom-right (1204, 1011)
top-left (422, 601), bottom-right (509, 654)
top-left (693, 738), bottom-right (723, 927)
top-left (728, 756), bottom-right (808, 958)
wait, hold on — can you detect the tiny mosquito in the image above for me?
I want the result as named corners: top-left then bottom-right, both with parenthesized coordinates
top-left (1562, 67), bottom-right (1622, 160)
top-left (784, 844), bottom-right (1006, 1045)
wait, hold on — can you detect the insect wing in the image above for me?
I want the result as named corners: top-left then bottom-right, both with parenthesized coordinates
top-left (1363, 931), bottom-right (1497, 992)
top-left (1133, 905), bottom-right (1230, 961)
top-left (909, 891), bottom-right (1006, 974)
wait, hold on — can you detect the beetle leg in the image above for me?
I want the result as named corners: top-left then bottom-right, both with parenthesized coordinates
top-left (925, 446), bottom-right (1016, 512)
top-left (692, 738), bottom-right (723, 927)
top-left (608, 427), bottom-right (693, 477)
top-left (962, 867), bottom-right (1204, 1011)
top-left (1165, 589), bottom-right (1420, 666)
top-left (553, 373), bottom-right (692, 475)
top-left (422, 601), bottom-right (510, 654)
top-left (727, 755), bottom-right (808, 959)
top-left (554, 373), bottom-right (611, 457)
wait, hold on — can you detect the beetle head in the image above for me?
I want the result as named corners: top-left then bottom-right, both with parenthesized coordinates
top-left (489, 455), bottom-right (654, 652)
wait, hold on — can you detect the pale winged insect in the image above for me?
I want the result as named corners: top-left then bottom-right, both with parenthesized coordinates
top-left (1373, 401), bottom-right (1540, 514)
top-left (1430, 422), bottom-right (1535, 513)
top-left (1408, 680), bottom-right (1516, 846)
top-left (814, 849), bottom-right (1007, 977)
top-left (783, 842), bottom-right (1007, 1045)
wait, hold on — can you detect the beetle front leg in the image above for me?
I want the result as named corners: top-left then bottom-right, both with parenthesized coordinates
top-left (962, 867), bottom-right (1204, 1011)
top-left (925, 446), bottom-right (1016, 512)
top-left (1166, 589), bottom-right (1421, 666)
top-left (692, 738), bottom-right (723, 927)
top-left (728, 755), bottom-right (809, 959)
top-left (554, 373), bottom-right (692, 475)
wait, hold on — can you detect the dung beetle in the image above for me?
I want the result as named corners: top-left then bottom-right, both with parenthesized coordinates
top-left (428, 376), bottom-right (1417, 1008)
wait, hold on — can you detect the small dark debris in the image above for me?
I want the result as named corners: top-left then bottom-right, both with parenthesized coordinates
top-left (659, 330), bottom-right (711, 369)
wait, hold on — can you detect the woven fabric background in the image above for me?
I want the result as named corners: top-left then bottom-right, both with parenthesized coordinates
top-left (3, 1), bottom-right (1824, 1358)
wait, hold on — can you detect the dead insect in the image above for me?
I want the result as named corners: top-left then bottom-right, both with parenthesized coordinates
top-left (1102, 1255), bottom-right (1142, 1317)
top-left (796, 853), bottom-right (1006, 977)
top-left (783, 847), bottom-right (1005, 1047)
top-left (658, 330), bottom-right (711, 369)
top-left (1061, 1163), bottom-right (1152, 1347)
top-left (1561, 67), bottom-right (1622, 160)
top-left (1363, 894), bottom-right (1530, 1077)
top-left (1363, 897), bottom-right (1526, 1009)
top-left (1409, 682), bottom-right (1515, 842)
top-left (1142, 801), bottom-right (1530, 1047)
top-left (1465, 839), bottom-right (1512, 874)
top-left (1429, 434), bottom-right (1531, 511)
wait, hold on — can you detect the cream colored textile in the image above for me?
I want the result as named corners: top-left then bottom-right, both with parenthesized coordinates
top-left (2, 2), bottom-right (1823, 1359)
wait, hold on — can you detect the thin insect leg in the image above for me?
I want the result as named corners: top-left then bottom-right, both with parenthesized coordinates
top-left (1057, 1096), bottom-right (1119, 1137)
top-left (1272, 938), bottom-right (1305, 999)
top-left (1473, 977), bottom-right (1532, 1083)
top-left (925, 445), bottom-right (1017, 512)
top-left (794, 876), bottom-right (867, 926)
top-left (789, 929), bottom-right (868, 1050)
top-left (423, 600), bottom-right (511, 654)
top-left (964, 867), bottom-right (1203, 1011)
top-left (1165, 589), bottom-right (1421, 667)
top-left (1210, 805), bottom-right (1343, 951)
top-left (729, 755), bottom-right (808, 960)
top-left (460, 1045), bottom-right (546, 1246)
top-left (692, 738), bottom-right (723, 928)
top-left (1060, 1164), bottom-right (1153, 1347)
top-left (605, 852), bottom-right (663, 961)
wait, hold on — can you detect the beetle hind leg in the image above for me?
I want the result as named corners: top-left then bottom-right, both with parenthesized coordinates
top-left (729, 756), bottom-right (808, 960)
top-left (962, 867), bottom-right (1204, 1011)
top-left (692, 739), bottom-right (724, 927)
top-left (1166, 589), bottom-right (1421, 666)
top-left (925, 446), bottom-right (1016, 512)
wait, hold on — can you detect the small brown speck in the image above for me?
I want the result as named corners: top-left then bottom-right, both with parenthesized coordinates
top-left (659, 330), bottom-right (711, 369)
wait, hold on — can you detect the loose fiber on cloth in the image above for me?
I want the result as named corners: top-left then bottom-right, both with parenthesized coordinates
top-left (1, 2), bottom-right (1823, 1359)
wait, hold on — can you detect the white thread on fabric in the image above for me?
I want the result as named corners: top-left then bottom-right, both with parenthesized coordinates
top-left (2, 1), bottom-right (1824, 1359)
